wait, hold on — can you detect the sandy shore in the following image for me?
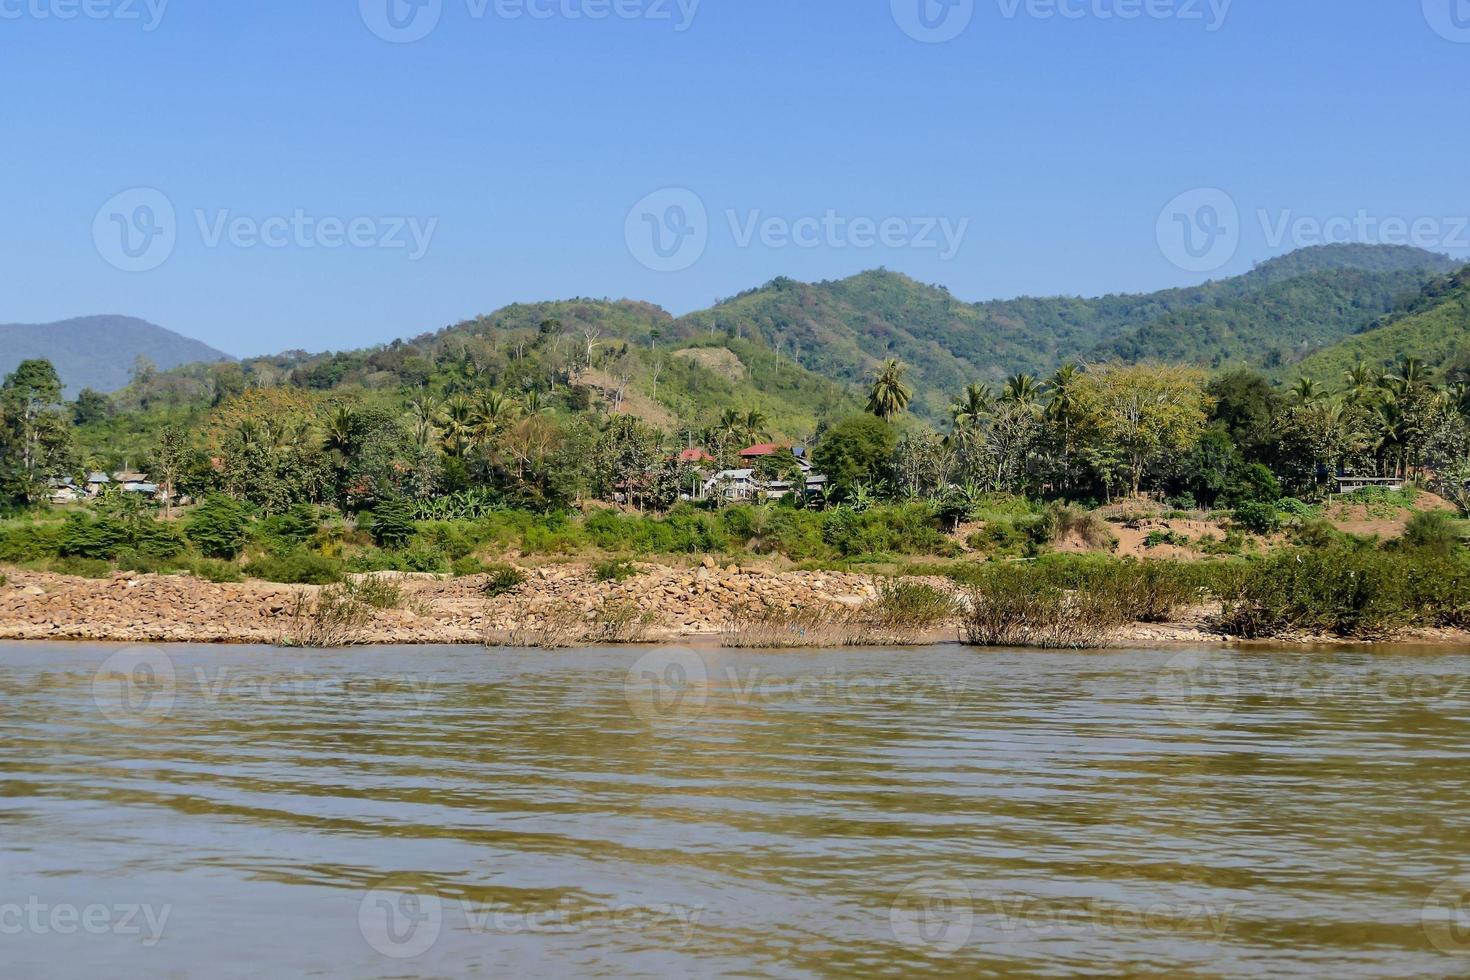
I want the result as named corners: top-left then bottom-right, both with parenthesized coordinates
top-left (2, 561), bottom-right (1464, 649)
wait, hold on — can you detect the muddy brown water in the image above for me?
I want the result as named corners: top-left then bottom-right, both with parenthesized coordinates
top-left (3, 641), bottom-right (1470, 977)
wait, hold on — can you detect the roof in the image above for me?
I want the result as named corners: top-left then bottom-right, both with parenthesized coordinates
top-left (739, 443), bottom-right (786, 458)
top-left (86, 472), bottom-right (110, 483)
top-left (678, 448), bottom-right (715, 463)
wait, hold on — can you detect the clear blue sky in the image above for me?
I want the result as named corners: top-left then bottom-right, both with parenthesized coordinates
top-left (2, 0), bottom-right (1467, 357)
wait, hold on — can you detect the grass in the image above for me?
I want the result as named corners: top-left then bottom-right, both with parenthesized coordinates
top-left (283, 584), bottom-right (375, 647)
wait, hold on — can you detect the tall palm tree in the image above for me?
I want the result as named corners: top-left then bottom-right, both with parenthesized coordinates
top-left (866, 359), bottom-right (913, 422)
top-left (1001, 373), bottom-right (1043, 411)
top-left (1045, 363), bottom-right (1083, 485)
top-left (741, 409), bottom-right (771, 444)
top-left (439, 395), bottom-right (477, 457)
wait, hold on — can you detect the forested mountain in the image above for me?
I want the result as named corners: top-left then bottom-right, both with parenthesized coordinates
top-left (0, 316), bottom-right (232, 397)
top-left (671, 245), bottom-right (1455, 417)
top-left (1292, 265), bottom-right (1470, 383)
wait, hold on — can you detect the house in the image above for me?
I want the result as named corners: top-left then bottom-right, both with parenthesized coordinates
top-left (84, 472), bottom-right (111, 496)
top-left (47, 477), bottom-right (80, 505)
top-left (738, 444), bottom-right (812, 471)
top-left (1337, 475), bottom-right (1405, 495)
top-left (696, 468), bottom-right (829, 503)
top-left (677, 448), bottom-right (716, 465)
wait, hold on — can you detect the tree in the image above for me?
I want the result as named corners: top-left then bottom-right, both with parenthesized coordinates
top-left (149, 426), bottom-right (194, 516)
top-left (73, 388), bottom-right (112, 426)
top-left (184, 494), bottom-right (253, 559)
top-left (368, 495), bottom-right (417, 550)
top-left (866, 360), bottom-right (912, 422)
top-left (1074, 364), bottom-right (1212, 499)
top-left (1, 359), bottom-right (73, 503)
top-left (813, 415), bottom-right (897, 492)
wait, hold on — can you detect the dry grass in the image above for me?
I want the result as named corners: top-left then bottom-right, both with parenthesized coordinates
top-left (283, 584), bottom-right (376, 647)
top-left (721, 602), bottom-right (858, 649)
top-left (487, 598), bottom-right (659, 648)
top-left (847, 579), bottom-right (960, 645)
top-left (962, 576), bottom-right (1126, 650)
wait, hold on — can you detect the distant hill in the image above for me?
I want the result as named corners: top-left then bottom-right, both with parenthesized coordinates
top-left (1291, 264), bottom-right (1470, 384)
top-left (672, 244), bottom-right (1457, 416)
top-left (0, 315), bottom-right (232, 396)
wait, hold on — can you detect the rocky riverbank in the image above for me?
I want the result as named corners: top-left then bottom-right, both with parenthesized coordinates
top-left (4, 560), bottom-right (1454, 649)
top-left (0, 560), bottom-right (937, 646)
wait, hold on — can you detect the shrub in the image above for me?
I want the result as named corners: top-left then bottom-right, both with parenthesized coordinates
top-left (57, 513), bottom-right (129, 559)
top-left (822, 503), bottom-right (953, 559)
top-left (851, 579), bottom-right (959, 644)
top-left (1215, 547), bottom-right (1409, 640)
top-left (722, 602), bottom-right (857, 649)
top-left (0, 521), bottom-right (64, 562)
top-left (191, 558), bottom-right (243, 583)
top-left (1232, 501), bottom-right (1282, 536)
top-left (244, 550), bottom-right (344, 585)
top-left (50, 557), bottom-right (112, 579)
top-left (257, 504), bottom-right (320, 548)
top-left (1400, 510), bottom-right (1464, 554)
top-left (346, 575), bottom-right (408, 610)
top-left (185, 495), bottom-right (254, 559)
top-left (367, 496), bottom-right (417, 550)
top-left (450, 555), bottom-right (488, 577)
top-left (480, 563), bottom-right (526, 597)
top-left (593, 558), bottom-right (638, 583)
top-left (1225, 463), bottom-right (1282, 506)
top-left (961, 566), bottom-right (1126, 649)
top-left (587, 598), bottom-right (659, 644)
top-left (1045, 504), bottom-right (1116, 551)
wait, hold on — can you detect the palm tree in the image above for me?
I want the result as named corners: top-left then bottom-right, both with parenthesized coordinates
top-left (473, 390), bottom-right (516, 442)
top-left (949, 383), bottom-right (994, 429)
top-left (1291, 377), bottom-right (1324, 405)
top-left (1343, 361), bottom-right (1377, 405)
top-left (1001, 373), bottom-right (1043, 411)
top-left (439, 395), bottom-right (477, 457)
top-left (1045, 364), bottom-right (1083, 485)
top-left (323, 406), bottom-right (356, 457)
top-left (866, 359), bottom-right (913, 422)
top-left (741, 409), bottom-right (771, 444)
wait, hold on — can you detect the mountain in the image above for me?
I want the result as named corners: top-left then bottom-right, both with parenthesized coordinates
top-left (1291, 265), bottom-right (1470, 384)
top-left (0, 315), bottom-right (233, 397)
top-left (671, 245), bottom-right (1455, 416)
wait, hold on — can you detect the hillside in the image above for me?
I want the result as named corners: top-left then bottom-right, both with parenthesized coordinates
top-left (673, 245), bottom-right (1454, 416)
top-left (1292, 265), bottom-right (1470, 383)
top-left (0, 315), bottom-right (232, 396)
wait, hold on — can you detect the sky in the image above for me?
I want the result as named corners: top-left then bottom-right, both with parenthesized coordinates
top-left (1, 0), bottom-right (1467, 357)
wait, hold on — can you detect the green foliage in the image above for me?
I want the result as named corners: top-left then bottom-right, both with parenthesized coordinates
top-left (190, 558), bottom-right (243, 583)
top-left (1216, 546), bottom-right (1414, 639)
top-left (813, 415), bottom-right (896, 491)
top-left (244, 550), bottom-right (344, 585)
top-left (1225, 463), bottom-right (1282, 506)
top-left (1399, 510), bottom-right (1465, 553)
top-left (1233, 501), bottom-right (1283, 536)
top-left (479, 563), bottom-right (526, 596)
top-left (821, 503), bottom-right (954, 560)
top-left (185, 495), bottom-right (254, 559)
top-left (0, 521), bottom-right (64, 562)
top-left (593, 558), bottom-right (638, 583)
top-left (367, 496), bottom-right (417, 550)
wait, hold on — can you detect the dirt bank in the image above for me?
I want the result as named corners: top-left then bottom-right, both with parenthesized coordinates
top-left (2, 561), bottom-right (1463, 649)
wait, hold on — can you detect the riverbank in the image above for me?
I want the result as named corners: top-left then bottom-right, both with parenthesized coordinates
top-left (0, 560), bottom-right (1202, 647)
top-left (6, 560), bottom-right (1461, 649)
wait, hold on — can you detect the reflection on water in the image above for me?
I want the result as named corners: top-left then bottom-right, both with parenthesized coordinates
top-left (3, 641), bottom-right (1470, 978)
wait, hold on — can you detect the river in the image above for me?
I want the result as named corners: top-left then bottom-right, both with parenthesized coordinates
top-left (2, 641), bottom-right (1470, 977)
